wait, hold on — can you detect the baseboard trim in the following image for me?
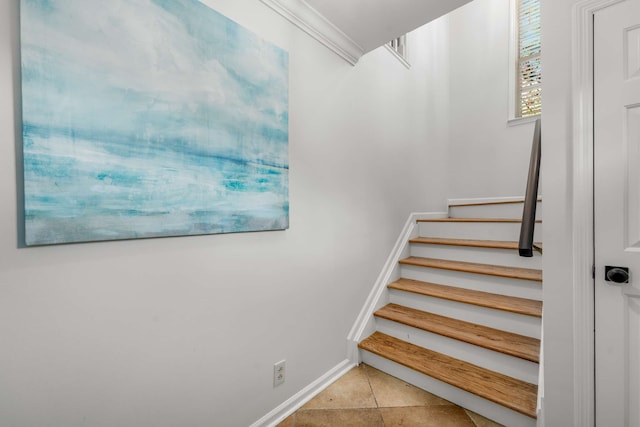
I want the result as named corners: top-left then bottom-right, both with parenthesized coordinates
top-left (260, 0), bottom-right (364, 65)
top-left (346, 211), bottom-right (447, 362)
top-left (250, 359), bottom-right (355, 427)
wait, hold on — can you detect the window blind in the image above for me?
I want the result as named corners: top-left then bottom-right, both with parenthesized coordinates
top-left (517, 0), bottom-right (541, 117)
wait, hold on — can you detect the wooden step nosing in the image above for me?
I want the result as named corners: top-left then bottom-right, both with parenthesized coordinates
top-left (399, 257), bottom-right (543, 282)
top-left (388, 279), bottom-right (543, 318)
top-left (409, 237), bottom-right (543, 251)
top-left (358, 332), bottom-right (538, 418)
top-left (417, 217), bottom-right (543, 223)
top-left (374, 304), bottom-right (540, 363)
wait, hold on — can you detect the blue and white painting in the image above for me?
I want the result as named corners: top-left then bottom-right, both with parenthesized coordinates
top-left (20, 0), bottom-right (289, 245)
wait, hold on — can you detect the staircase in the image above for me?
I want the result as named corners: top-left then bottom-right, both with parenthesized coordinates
top-left (356, 199), bottom-right (542, 427)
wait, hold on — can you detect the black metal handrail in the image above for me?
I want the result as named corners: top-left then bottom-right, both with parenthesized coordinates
top-left (519, 118), bottom-right (541, 257)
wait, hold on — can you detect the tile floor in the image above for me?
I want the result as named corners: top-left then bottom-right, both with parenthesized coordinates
top-left (277, 364), bottom-right (503, 427)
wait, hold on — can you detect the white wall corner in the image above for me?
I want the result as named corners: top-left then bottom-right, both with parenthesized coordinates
top-left (259, 0), bottom-right (365, 65)
top-left (250, 359), bottom-right (355, 427)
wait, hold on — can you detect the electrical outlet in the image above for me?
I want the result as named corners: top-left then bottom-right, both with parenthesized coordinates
top-left (273, 360), bottom-right (286, 387)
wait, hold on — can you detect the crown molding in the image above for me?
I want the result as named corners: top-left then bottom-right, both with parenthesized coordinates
top-left (260, 0), bottom-right (365, 65)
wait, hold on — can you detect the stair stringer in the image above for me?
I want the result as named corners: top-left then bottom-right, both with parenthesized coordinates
top-left (537, 318), bottom-right (544, 421)
top-left (346, 211), bottom-right (447, 363)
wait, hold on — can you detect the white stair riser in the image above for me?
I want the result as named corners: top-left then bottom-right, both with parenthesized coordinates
top-left (418, 221), bottom-right (542, 242)
top-left (399, 264), bottom-right (543, 300)
top-left (389, 289), bottom-right (541, 338)
top-left (449, 202), bottom-right (543, 219)
top-left (376, 318), bottom-right (539, 384)
top-left (410, 244), bottom-right (542, 270)
top-left (361, 351), bottom-right (538, 427)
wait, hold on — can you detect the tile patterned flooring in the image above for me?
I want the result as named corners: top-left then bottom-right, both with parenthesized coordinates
top-left (277, 364), bottom-right (503, 427)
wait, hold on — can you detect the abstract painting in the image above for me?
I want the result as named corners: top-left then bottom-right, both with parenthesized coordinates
top-left (20, 0), bottom-right (289, 245)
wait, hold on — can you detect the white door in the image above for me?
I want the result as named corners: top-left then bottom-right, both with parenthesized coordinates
top-left (595, 0), bottom-right (640, 425)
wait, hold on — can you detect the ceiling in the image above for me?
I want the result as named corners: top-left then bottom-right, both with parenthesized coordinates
top-left (303, 0), bottom-right (473, 53)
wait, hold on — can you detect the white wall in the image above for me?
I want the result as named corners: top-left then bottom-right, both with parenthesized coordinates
top-left (539, 0), bottom-right (579, 425)
top-left (445, 0), bottom-right (538, 199)
top-left (0, 0), bottom-right (449, 426)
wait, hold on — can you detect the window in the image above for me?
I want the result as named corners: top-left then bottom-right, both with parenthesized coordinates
top-left (510, 0), bottom-right (541, 120)
top-left (388, 35), bottom-right (407, 59)
top-left (386, 34), bottom-right (410, 68)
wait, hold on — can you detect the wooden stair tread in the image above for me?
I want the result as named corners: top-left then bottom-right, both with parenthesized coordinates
top-left (399, 256), bottom-right (542, 282)
top-left (418, 217), bottom-right (542, 223)
top-left (388, 278), bottom-right (542, 317)
top-left (410, 237), bottom-right (543, 251)
top-left (358, 332), bottom-right (538, 419)
top-left (449, 198), bottom-right (541, 208)
top-left (375, 303), bottom-right (540, 362)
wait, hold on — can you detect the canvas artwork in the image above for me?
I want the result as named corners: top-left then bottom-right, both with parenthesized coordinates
top-left (20, 0), bottom-right (289, 245)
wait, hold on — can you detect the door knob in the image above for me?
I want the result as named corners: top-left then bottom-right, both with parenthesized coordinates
top-left (605, 266), bottom-right (630, 284)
